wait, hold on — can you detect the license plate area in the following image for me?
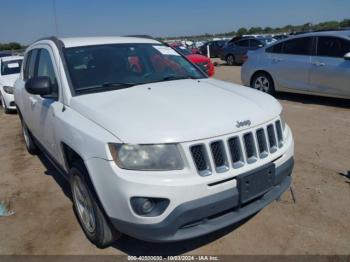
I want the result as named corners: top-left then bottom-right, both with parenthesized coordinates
top-left (238, 164), bottom-right (275, 204)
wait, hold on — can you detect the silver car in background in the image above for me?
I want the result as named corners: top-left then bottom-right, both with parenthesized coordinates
top-left (241, 30), bottom-right (350, 99)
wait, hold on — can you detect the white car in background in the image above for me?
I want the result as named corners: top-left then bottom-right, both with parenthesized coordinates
top-left (0, 56), bottom-right (23, 113)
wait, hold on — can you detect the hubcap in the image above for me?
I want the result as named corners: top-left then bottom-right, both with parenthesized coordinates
top-left (72, 176), bottom-right (96, 233)
top-left (227, 56), bottom-right (234, 65)
top-left (254, 76), bottom-right (270, 92)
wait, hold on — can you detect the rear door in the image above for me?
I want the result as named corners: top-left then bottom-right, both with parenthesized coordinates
top-left (309, 36), bottom-right (350, 98)
top-left (268, 36), bottom-right (315, 91)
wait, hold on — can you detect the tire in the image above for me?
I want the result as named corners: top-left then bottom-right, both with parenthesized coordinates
top-left (70, 160), bottom-right (121, 248)
top-left (21, 119), bottom-right (39, 155)
top-left (226, 54), bottom-right (236, 66)
top-left (251, 72), bottom-right (275, 95)
top-left (0, 93), bottom-right (10, 114)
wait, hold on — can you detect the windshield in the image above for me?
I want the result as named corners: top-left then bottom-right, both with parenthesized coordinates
top-left (64, 43), bottom-right (206, 94)
top-left (173, 46), bottom-right (192, 56)
top-left (1, 59), bottom-right (22, 75)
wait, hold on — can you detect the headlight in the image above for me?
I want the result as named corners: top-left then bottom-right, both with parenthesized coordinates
top-left (108, 143), bottom-right (184, 171)
top-left (3, 86), bottom-right (13, 94)
top-left (280, 112), bottom-right (286, 130)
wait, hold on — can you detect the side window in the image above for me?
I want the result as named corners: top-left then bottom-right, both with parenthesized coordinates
top-left (236, 39), bottom-right (249, 47)
top-left (317, 36), bottom-right (350, 58)
top-left (266, 42), bottom-right (283, 53)
top-left (283, 37), bottom-right (313, 55)
top-left (250, 39), bottom-right (263, 48)
top-left (25, 49), bottom-right (39, 81)
top-left (37, 49), bottom-right (58, 95)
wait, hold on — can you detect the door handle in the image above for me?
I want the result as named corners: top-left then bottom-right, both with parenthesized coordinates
top-left (29, 97), bottom-right (37, 106)
top-left (273, 58), bottom-right (283, 62)
top-left (313, 62), bottom-right (325, 67)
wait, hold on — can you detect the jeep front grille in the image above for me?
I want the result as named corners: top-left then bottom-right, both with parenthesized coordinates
top-left (190, 120), bottom-right (284, 176)
top-left (190, 144), bottom-right (211, 176)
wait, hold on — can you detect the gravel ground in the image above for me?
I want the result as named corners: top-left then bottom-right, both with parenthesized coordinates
top-left (0, 61), bottom-right (349, 255)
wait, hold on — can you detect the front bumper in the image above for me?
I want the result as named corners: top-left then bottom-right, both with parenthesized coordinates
top-left (109, 157), bottom-right (294, 242)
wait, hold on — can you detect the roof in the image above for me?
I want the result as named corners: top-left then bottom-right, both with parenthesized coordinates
top-left (295, 30), bottom-right (350, 38)
top-left (0, 55), bottom-right (23, 62)
top-left (57, 36), bottom-right (161, 48)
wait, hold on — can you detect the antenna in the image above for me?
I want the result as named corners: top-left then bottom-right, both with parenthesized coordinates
top-left (52, 0), bottom-right (59, 37)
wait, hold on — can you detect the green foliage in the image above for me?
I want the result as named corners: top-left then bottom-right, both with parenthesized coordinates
top-left (0, 42), bottom-right (24, 51)
top-left (163, 18), bottom-right (350, 41)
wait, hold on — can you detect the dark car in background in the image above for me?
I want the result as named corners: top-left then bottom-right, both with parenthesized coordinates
top-left (220, 37), bottom-right (268, 65)
top-left (200, 40), bottom-right (227, 57)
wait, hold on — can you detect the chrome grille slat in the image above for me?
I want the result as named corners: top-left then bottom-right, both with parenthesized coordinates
top-left (190, 120), bottom-right (284, 175)
top-left (210, 141), bottom-right (229, 173)
top-left (243, 133), bottom-right (257, 163)
top-left (275, 120), bottom-right (283, 147)
top-left (256, 128), bottom-right (268, 158)
top-left (190, 144), bottom-right (211, 176)
top-left (228, 137), bottom-right (244, 168)
top-left (267, 124), bottom-right (278, 153)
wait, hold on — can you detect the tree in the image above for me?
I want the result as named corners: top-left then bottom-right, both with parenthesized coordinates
top-left (339, 19), bottom-right (350, 28)
top-left (0, 42), bottom-right (23, 51)
top-left (237, 27), bottom-right (248, 36)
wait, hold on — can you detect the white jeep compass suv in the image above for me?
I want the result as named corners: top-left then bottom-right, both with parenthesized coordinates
top-left (14, 36), bottom-right (294, 247)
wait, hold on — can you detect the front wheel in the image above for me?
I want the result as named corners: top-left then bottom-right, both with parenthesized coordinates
top-left (251, 73), bottom-right (275, 95)
top-left (70, 160), bottom-right (121, 248)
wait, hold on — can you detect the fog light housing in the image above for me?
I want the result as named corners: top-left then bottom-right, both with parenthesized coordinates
top-left (130, 197), bottom-right (169, 217)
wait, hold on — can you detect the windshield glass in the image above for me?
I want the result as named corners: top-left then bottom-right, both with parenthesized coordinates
top-left (1, 59), bottom-right (22, 75)
top-left (64, 43), bottom-right (206, 94)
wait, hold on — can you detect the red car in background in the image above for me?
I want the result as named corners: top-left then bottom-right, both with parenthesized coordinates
top-left (170, 44), bottom-right (215, 77)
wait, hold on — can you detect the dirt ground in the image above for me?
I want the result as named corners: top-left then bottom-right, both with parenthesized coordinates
top-left (0, 61), bottom-right (350, 255)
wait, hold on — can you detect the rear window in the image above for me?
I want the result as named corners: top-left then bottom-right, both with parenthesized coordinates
top-left (1, 59), bottom-right (23, 75)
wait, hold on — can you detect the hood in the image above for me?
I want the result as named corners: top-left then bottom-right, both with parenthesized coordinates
top-left (186, 54), bottom-right (210, 63)
top-left (0, 74), bottom-right (20, 87)
top-left (70, 79), bottom-right (282, 144)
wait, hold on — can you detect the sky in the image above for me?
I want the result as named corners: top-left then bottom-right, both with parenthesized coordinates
top-left (0, 0), bottom-right (349, 44)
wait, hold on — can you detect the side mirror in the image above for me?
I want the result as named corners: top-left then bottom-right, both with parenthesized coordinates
top-left (25, 76), bottom-right (52, 95)
top-left (344, 52), bottom-right (350, 60)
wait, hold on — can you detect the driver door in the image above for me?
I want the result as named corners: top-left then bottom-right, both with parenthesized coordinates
top-left (29, 47), bottom-right (62, 161)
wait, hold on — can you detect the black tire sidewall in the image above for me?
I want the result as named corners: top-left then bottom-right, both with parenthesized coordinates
top-left (70, 161), bottom-right (119, 248)
top-left (21, 120), bottom-right (38, 155)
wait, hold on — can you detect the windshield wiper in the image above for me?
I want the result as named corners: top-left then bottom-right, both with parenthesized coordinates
top-left (149, 75), bottom-right (197, 84)
top-left (75, 82), bottom-right (137, 94)
top-left (162, 75), bottom-right (196, 81)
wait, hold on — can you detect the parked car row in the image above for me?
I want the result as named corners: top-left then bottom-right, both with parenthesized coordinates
top-left (241, 30), bottom-right (350, 99)
top-left (2, 36), bottom-right (294, 247)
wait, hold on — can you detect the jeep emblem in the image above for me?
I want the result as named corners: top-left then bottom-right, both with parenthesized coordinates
top-left (236, 120), bottom-right (251, 128)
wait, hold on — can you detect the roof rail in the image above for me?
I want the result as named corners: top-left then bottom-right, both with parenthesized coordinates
top-left (31, 36), bottom-right (65, 48)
